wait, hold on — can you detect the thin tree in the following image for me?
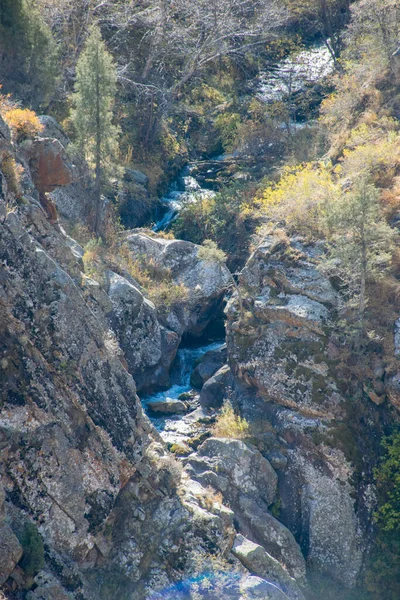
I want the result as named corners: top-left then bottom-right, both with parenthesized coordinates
top-left (71, 25), bottom-right (120, 235)
top-left (322, 178), bottom-right (394, 347)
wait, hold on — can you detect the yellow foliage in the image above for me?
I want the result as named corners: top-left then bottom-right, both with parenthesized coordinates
top-left (1, 153), bottom-right (23, 198)
top-left (212, 401), bottom-right (249, 440)
top-left (2, 107), bottom-right (43, 142)
top-left (258, 163), bottom-right (341, 236)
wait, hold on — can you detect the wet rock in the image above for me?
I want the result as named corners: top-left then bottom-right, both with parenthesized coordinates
top-left (147, 399), bottom-right (189, 414)
top-left (191, 343), bottom-right (227, 388)
top-left (199, 364), bottom-right (232, 409)
top-left (232, 534), bottom-right (305, 599)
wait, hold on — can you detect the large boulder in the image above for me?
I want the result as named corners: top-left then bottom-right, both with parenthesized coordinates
top-left (186, 437), bottom-right (278, 507)
top-left (124, 233), bottom-right (231, 337)
top-left (232, 535), bottom-right (306, 599)
top-left (199, 364), bottom-right (232, 409)
top-left (190, 343), bottom-right (227, 388)
top-left (184, 437), bottom-right (305, 579)
top-left (28, 137), bottom-right (73, 193)
top-left (106, 271), bottom-right (179, 391)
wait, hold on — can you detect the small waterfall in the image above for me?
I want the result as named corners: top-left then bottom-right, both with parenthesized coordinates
top-left (142, 341), bottom-right (224, 408)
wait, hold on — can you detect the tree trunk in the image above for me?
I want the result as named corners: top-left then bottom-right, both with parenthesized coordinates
top-left (94, 40), bottom-right (102, 237)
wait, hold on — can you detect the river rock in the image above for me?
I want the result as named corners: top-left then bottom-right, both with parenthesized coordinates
top-left (199, 364), bottom-right (232, 409)
top-left (190, 343), bottom-right (227, 388)
top-left (147, 399), bottom-right (189, 414)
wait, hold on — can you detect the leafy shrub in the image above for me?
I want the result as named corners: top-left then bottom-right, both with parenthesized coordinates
top-left (2, 107), bottom-right (43, 142)
top-left (173, 182), bottom-right (259, 269)
top-left (1, 152), bottom-right (23, 198)
top-left (212, 401), bottom-right (249, 439)
top-left (258, 162), bottom-right (341, 237)
top-left (18, 521), bottom-right (45, 577)
top-left (363, 431), bottom-right (400, 600)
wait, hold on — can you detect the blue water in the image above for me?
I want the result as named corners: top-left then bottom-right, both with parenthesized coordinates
top-left (142, 341), bottom-right (224, 407)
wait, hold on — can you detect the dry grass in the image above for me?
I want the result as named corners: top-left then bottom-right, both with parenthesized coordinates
top-left (212, 401), bottom-right (249, 440)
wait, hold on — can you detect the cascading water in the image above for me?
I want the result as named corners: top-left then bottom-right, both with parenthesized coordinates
top-left (141, 340), bottom-right (224, 442)
top-left (153, 169), bottom-right (215, 232)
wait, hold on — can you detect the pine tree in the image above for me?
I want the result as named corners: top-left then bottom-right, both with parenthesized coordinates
top-left (0, 0), bottom-right (57, 108)
top-left (71, 26), bottom-right (120, 235)
top-left (322, 178), bottom-right (394, 345)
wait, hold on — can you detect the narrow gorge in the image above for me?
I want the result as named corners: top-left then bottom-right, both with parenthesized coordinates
top-left (1, 1), bottom-right (400, 599)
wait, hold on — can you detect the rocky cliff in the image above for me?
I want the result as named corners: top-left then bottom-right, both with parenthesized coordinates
top-left (0, 116), bottom-right (305, 600)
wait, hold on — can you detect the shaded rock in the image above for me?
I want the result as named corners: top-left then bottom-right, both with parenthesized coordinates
top-left (190, 343), bottom-right (227, 388)
top-left (0, 114), bottom-right (11, 144)
top-left (147, 399), bottom-right (189, 414)
top-left (38, 116), bottom-right (70, 148)
top-left (124, 168), bottom-right (149, 187)
top-left (232, 534), bottom-right (305, 599)
top-left (279, 439), bottom-right (364, 587)
top-left (235, 496), bottom-right (306, 581)
top-left (199, 364), bottom-right (232, 409)
top-left (0, 522), bottom-right (23, 585)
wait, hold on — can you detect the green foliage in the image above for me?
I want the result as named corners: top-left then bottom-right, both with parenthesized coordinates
top-left (198, 240), bottom-right (227, 265)
top-left (363, 431), bottom-right (400, 600)
top-left (0, 0), bottom-right (57, 108)
top-left (322, 179), bottom-right (395, 339)
top-left (71, 25), bottom-right (120, 233)
top-left (173, 183), bottom-right (259, 268)
top-left (18, 521), bottom-right (45, 577)
top-left (214, 113), bottom-right (241, 151)
top-left (374, 432), bottom-right (400, 533)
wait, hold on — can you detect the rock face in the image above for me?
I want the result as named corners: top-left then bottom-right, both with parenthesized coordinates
top-left (184, 437), bottom-right (306, 580)
top-left (28, 137), bottom-right (73, 193)
top-left (226, 234), bottom-right (365, 587)
top-left (0, 133), bottom-right (243, 599)
top-left (125, 233), bottom-right (231, 337)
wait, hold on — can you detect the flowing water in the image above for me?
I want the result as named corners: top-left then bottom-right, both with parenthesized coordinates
top-left (257, 44), bottom-right (334, 104)
top-left (141, 340), bottom-right (224, 441)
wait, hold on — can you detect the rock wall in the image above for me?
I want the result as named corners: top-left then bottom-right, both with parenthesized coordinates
top-left (225, 234), bottom-right (371, 587)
